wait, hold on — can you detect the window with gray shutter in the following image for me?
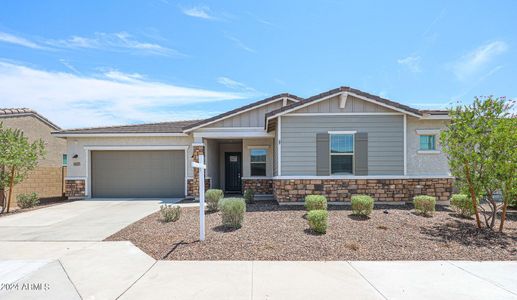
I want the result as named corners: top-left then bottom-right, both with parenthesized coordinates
top-left (316, 133), bottom-right (330, 175)
top-left (354, 132), bottom-right (368, 175)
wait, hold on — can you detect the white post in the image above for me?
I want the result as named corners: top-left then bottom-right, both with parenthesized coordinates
top-left (198, 154), bottom-right (205, 241)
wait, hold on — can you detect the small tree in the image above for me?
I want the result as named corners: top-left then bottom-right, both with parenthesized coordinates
top-left (441, 97), bottom-right (515, 230)
top-left (492, 117), bottom-right (517, 232)
top-left (0, 123), bottom-right (46, 213)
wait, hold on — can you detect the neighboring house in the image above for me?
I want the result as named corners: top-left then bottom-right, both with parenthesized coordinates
top-left (53, 86), bottom-right (453, 203)
top-left (0, 108), bottom-right (67, 202)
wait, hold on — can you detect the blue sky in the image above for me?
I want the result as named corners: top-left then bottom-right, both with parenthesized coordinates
top-left (0, 1), bottom-right (515, 128)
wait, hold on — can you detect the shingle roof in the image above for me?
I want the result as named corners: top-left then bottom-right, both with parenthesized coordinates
top-left (0, 108), bottom-right (61, 130)
top-left (265, 86), bottom-right (424, 120)
top-left (55, 120), bottom-right (202, 134)
top-left (182, 93), bottom-right (303, 131)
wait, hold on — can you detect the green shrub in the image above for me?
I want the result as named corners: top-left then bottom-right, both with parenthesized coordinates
top-left (351, 195), bottom-right (374, 216)
top-left (305, 195), bottom-right (327, 211)
top-left (243, 188), bottom-right (255, 204)
top-left (219, 198), bottom-right (246, 228)
top-left (205, 189), bottom-right (224, 212)
top-left (413, 195), bottom-right (436, 216)
top-left (307, 209), bottom-right (328, 234)
top-left (160, 205), bottom-right (181, 222)
top-left (450, 194), bottom-right (478, 217)
top-left (16, 193), bottom-right (39, 209)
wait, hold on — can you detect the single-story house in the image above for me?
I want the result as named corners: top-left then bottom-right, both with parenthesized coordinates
top-left (1, 108), bottom-right (67, 202)
top-left (53, 86), bottom-right (453, 203)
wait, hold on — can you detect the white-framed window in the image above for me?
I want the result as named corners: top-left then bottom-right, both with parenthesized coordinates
top-left (419, 135), bottom-right (436, 150)
top-left (416, 129), bottom-right (440, 153)
top-left (329, 132), bottom-right (355, 174)
top-left (250, 148), bottom-right (267, 176)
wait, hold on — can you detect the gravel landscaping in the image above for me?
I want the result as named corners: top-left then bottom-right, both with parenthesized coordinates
top-left (106, 202), bottom-right (517, 261)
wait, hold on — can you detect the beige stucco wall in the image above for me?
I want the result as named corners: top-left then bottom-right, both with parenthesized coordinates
top-left (406, 117), bottom-right (450, 176)
top-left (65, 135), bottom-right (195, 179)
top-left (1, 115), bottom-right (65, 167)
top-left (1, 115), bottom-right (66, 201)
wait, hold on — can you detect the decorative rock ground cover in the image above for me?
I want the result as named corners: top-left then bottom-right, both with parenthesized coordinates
top-left (106, 202), bottom-right (517, 261)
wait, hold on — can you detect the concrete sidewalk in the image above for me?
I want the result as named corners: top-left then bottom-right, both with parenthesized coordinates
top-left (0, 241), bottom-right (515, 300)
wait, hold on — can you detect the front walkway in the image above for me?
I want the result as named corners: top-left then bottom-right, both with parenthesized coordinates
top-left (0, 200), bottom-right (515, 299)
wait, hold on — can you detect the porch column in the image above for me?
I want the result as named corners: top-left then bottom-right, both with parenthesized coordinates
top-left (188, 143), bottom-right (209, 197)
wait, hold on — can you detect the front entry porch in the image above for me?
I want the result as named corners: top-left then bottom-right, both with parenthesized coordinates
top-left (187, 136), bottom-right (275, 199)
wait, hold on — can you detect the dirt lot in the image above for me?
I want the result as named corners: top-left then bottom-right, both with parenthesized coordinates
top-left (106, 202), bottom-right (517, 261)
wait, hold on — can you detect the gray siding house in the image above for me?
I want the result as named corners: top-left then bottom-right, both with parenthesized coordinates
top-left (54, 86), bottom-right (453, 203)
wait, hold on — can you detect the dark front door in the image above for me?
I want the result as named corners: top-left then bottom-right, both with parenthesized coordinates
top-left (225, 152), bottom-right (242, 192)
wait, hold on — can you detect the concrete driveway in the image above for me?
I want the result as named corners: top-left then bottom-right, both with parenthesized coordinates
top-left (0, 198), bottom-right (181, 241)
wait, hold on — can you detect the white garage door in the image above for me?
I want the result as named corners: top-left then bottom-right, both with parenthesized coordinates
top-left (91, 150), bottom-right (185, 198)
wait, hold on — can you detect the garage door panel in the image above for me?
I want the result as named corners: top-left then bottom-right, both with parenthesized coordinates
top-left (91, 150), bottom-right (185, 198)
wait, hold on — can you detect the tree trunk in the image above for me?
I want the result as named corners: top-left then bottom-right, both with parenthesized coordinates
top-left (499, 182), bottom-right (511, 232)
top-left (0, 188), bottom-right (5, 214)
top-left (464, 162), bottom-right (482, 228)
top-left (6, 167), bottom-right (15, 213)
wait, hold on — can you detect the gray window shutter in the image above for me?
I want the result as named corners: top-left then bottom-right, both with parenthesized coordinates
top-left (355, 132), bottom-right (368, 175)
top-left (316, 133), bottom-right (330, 175)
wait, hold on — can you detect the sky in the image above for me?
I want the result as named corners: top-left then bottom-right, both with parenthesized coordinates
top-left (0, 0), bottom-right (515, 128)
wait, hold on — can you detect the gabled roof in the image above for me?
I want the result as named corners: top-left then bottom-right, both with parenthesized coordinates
top-left (265, 86), bottom-right (424, 123)
top-left (0, 108), bottom-right (61, 130)
top-left (182, 93), bottom-right (302, 132)
top-left (54, 120), bottom-right (201, 135)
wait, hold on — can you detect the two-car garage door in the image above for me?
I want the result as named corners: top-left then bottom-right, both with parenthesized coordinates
top-left (91, 150), bottom-right (185, 198)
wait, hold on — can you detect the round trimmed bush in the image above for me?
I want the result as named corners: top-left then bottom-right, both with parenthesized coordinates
top-left (351, 195), bottom-right (374, 216)
top-left (219, 198), bottom-right (246, 228)
top-left (450, 194), bottom-right (477, 217)
top-left (17, 192), bottom-right (39, 209)
top-left (160, 204), bottom-right (181, 222)
top-left (304, 195), bottom-right (327, 211)
top-left (205, 189), bottom-right (224, 212)
top-left (413, 195), bottom-right (436, 216)
top-left (243, 188), bottom-right (255, 204)
top-left (307, 209), bottom-right (328, 234)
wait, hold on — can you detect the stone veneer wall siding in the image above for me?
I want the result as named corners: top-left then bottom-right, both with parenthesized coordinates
top-left (65, 179), bottom-right (85, 198)
top-left (273, 178), bottom-right (454, 203)
top-left (242, 179), bottom-right (273, 194)
top-left (187, 178), bottom-right (211, 197)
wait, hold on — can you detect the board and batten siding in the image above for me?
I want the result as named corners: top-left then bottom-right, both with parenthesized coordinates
top-left (207, 100), bottom-right (295, 128)
top-left (294, 95), bottom-right (392, 114)
top-left (280, 115), bottom-right (404, 175)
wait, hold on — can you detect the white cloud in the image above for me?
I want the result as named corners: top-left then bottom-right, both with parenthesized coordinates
top-left (47, 32), bottom-right (182, 57)
top-left (224, 34), bottom-right (256, 53)
top-left (181, 5), bottom-right (215, 20)
top-left (217, 76), bottom-right (256, 92)
top-left (0, 32), bottom-right (47, 49)
top-left (453, 41), bottom-right (508, 80)
top-left (0, 61), bottom-right (244, 128)
top-left (397, 55), bottom-right (421, 73)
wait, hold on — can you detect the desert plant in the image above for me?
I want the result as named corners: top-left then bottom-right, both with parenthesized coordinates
top-left (160, 204), bottom-right (181, 222)
top-left (450, 194), bottom-right (478, 217)
top-left (205, 189), bottom-right (223, 212)
top-left (351, 195), bottom-right (374, 216)
top-left (307, 209), bottom-right (328, 234)
top-left (16, 192), bottom-right (39, 209)
top-left (304, 195), bottom-right (327, 211)
top-left (243, 188), bottom-right (255, 204)
top-left (219, 198), bottom-right (246, 228)
top-left (0, 123), bottom-right (46, 213)
top-left (413, 195), bottom-right (436, 216)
